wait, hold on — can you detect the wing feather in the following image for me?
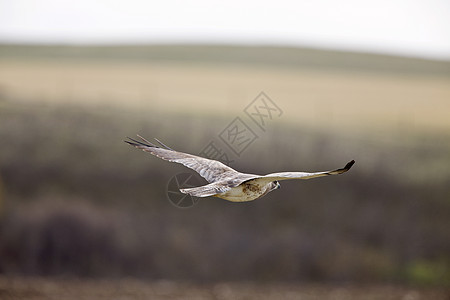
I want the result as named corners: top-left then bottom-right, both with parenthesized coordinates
top-left (125, 136), bottom-right (239, 183)
top-left (260, 160), bottom-right (355, 181)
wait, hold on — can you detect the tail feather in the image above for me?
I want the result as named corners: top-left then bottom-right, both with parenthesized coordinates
top-left (180, 183), bottom-right (230, 198)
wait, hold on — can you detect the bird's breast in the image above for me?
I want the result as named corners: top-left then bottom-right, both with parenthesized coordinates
top-left (215, 182), bottom-right (271, 202)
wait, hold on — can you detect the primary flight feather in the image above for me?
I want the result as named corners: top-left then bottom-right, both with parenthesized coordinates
top-left (125, 135), bottom-right (355, 202)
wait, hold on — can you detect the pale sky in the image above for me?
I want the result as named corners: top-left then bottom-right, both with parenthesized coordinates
top-left (1, 0), bottom-right (449, 59)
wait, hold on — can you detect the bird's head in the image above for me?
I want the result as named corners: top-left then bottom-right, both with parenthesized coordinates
top-left (270, 181), bottom-right (281, 191)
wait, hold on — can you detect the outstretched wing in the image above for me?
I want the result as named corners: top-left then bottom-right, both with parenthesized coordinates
top-left (125, 135), bottom-right (239, 183)
top-left (260, 160), bottom-right (355, 181)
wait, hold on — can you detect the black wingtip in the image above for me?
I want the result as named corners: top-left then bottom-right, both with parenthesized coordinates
top-left (345, 160), bottom-right (355, 170)
top-left (124, 137), bottom-right (149, 148)
top-left (124, 137), bottom-right (138, 146)
top-left (125, 136), bottom-right (173, 151)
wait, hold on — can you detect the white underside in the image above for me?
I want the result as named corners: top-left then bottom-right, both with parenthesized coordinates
top-left (214, 183), bottom-right (271, 202)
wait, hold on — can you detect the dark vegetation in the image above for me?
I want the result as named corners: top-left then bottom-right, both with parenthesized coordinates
top-left (0, 98), bottom-right (449, 286)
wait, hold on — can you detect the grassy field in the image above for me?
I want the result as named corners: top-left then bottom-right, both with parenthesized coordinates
top-left (1, 55), bottom-right (450, 135)
top-left (0, 45), bottom-right (449, 293)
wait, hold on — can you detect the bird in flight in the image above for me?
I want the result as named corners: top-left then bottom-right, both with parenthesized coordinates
top-left (125, 135), bottom-right (354, 202)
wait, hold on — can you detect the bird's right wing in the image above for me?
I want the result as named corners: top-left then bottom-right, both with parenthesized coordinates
top-left (260, 160), bottom-right (355, 182)
top-left (125, 135), bottom-right (239, 183)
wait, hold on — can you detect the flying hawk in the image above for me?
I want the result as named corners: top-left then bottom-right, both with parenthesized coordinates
top-left (125, 135), bottom-right (354, 202)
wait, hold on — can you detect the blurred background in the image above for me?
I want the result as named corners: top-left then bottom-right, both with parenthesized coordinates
top-left (0, 0), bottom-right (449, 298)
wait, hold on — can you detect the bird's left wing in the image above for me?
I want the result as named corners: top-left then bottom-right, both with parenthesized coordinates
top-left (125, 135), bottom-right (239, 183)
top-left (260, 160), bottom-right (355, 181)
